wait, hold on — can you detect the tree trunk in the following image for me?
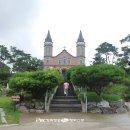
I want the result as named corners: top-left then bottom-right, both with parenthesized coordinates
top-left (105, 54), bottom-right (108, 63)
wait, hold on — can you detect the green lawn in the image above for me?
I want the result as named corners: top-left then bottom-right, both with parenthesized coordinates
top-left (0, 96), bottom-right (20, 124)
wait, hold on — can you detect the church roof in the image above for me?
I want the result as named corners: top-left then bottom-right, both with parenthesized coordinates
top-left (77, 30), bottom-right (84, 43)
top-left (54, 49), bottom-right (76, 58)
top-left (45, 30), bottom-right (52, 43)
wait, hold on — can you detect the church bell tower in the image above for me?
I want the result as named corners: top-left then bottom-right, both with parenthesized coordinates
top-left (76, 30), bottom-right (85, 64)
top-left (44, 30), bottom-right (53, 68)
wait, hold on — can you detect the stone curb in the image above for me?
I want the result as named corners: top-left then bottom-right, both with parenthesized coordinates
top-left (0, 124), bottom-right (19, 127)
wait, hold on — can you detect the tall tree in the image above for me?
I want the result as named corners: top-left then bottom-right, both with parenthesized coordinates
top-left (120, 34), bottom-right (130, 44)
top-left (0, 62), bottom-right (11, 86)
top-left (0, 45), bottom-right (12, 85)
top-left (93, 53), bottom-right (105, 64)
top-left (93, 42), bottom-right (118, 64)
top-left (0, 45), bottom-right (12, 64)
top-left (119, 34), bottom-right (130, 67)
top-left (10, 46), bottom-right (43, 72)
top-left (116, 46), bottom-right (130, 67)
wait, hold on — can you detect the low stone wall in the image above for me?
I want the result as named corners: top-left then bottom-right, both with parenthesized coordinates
top-left (87, 100), bottom-right (129, 114)
top-left (18, 100), bottom-right (129, 114)
top-left (18, 100), bottom-right (45, 113)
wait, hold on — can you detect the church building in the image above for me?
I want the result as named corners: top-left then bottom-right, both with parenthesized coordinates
top-left (43, 30), bottom-right (85, 72)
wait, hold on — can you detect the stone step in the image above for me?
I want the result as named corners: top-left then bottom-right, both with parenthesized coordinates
top-left (49, 83), bottom-right (82, 112)
top-left (51, 99), bottom-right (81, 104)
top-left (50, 110), bottom-right (81, 112)
top-left (52, 99), bottom-right (79, 101)
top-left (50, 107), bottom-right (82, 112)
top-left (50, 104), bottom-right (81, 107)
top-left (53, 96), bottom-right (78, 99)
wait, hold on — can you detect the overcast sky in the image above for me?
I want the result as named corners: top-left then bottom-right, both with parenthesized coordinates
top-left (0, 0), bottom-right (130, 65)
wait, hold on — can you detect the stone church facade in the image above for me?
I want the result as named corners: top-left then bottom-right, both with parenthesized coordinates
top-left (43, 30), bottom-right (85, 71)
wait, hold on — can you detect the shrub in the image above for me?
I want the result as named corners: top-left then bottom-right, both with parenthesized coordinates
top-left (69, 64), bottom-right (126, 95)
top-left (87, 92), bottom-right (102, 102)
top-left (77, 91), bottom-right (101, 102)
top-left (101, 93), bottom-right (121, 101)
top-left (68, 65), bottom-right (88, 88)
top-left (104, 84), bottom-right (128, 98)
top-left (9, 69), bottom-right (63, 99)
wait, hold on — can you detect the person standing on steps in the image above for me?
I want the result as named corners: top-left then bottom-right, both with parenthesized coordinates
top-left (63, 81), bottom-right (69, 96)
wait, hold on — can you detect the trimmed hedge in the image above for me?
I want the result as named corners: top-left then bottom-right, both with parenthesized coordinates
top-left (9, 69), bottom-right (63, 99)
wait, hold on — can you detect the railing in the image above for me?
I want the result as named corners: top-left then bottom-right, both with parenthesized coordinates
top-left (45, 85), bottom-right (59, 112)
top-left (70, 81), bottom-right (87, 113)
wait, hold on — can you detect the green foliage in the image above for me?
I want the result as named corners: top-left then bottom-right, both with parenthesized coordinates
top-left (125, 93), bottom-right (130, 101)
top-left (101, 94), bottom-right (121, 101)
top-left (0, 63), bottom-right (11, 86)
top-left (116, 46), bottom-right (130, 67)
top-left (124, 68), bottom-right (130, 74)
top-left (87, 92), bottom-right (102, 102)
top-left (86, 65), bottom-right (125, 95)
top-left (76, 89), bottom-right (122, 102)
top-left (121, 75), bottom-right (130, 100)
top-left (120, 34), bottom-right (130, 43)
top-left (67, 65), bottom-right (85, 80)
top-left (10, 46), bottom-right (43, 72)
top-left (9, 69), bottom-right (63, 99)
top-left (93, 42), bottom-right (118, 64)
top-left (43, 69), bottom-right (63, 89)
top-left (0, 45), bottom-right (12, 63)
top-left (67, 65), bottom-right (87, 88)
top-left (0, 63), bottom-right (10, 72)
top-left (69, 64), bottom-right (125, 95)
top-left (93, 53), bottom-right (105, 64)
top-left (104, 84), bottom-right (128, 98)
top-left (122, 75), bottom-right (130, 86)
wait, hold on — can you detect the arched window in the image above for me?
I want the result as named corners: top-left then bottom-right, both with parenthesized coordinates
top-left (46, 47), bottom-right (50, 56)
top-left (68, 59), bottom-right (70, 64)
top-left (46, 58), bottom-right (49, 64)
top-left (80, 59), bottom-right (83, 64)
top-left (59, 59), bottom-right (61, 64)
top-left (80, 46), bottom-right (83, 56)
top-left (63, 59), bottom-right (66, 64)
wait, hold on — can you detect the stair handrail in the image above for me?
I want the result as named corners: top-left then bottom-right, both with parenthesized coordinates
top-left (48, 85), bottom-right (59, 104)
top-left (45, 85), bottom-right (59, 112)
top-left (70, 80), bottom-right (76, 92)
top-left (70, 80), bottom-right (87, 112)
top-left (45, 89), bottom-right (48, 112)
top-left (70, 80), bottom-right (82, 97)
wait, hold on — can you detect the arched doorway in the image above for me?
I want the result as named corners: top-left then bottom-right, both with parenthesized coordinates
top-left (61, 68), bottom-right (67, 79)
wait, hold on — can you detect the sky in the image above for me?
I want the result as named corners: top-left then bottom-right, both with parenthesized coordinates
top-left (0, 0), bottom-right (130, 65)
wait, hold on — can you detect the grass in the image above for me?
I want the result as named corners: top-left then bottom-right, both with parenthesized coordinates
top-left (0, 96), bottom-right (20, 124)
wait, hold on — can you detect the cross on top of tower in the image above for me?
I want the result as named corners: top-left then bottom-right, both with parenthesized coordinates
top-left (63, 46), bottom-right (66, 50)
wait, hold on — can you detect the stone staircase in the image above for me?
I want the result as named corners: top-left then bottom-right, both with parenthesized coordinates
top-left (49, 82), bottom-right (82, 112)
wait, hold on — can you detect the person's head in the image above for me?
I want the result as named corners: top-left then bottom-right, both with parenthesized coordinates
top-left (64, 80), bottom-right (67, 83)
top-left (64, 80), bottom-right (69, 83)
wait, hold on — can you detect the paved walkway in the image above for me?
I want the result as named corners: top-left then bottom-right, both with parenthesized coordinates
top-left (1, 112), bottom-right (130, 130)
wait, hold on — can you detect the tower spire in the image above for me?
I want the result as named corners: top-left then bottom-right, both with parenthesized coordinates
top-left (45, 30), bottom-right (52, 43)
top-left (77, 30), bottom-right (84, 43)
